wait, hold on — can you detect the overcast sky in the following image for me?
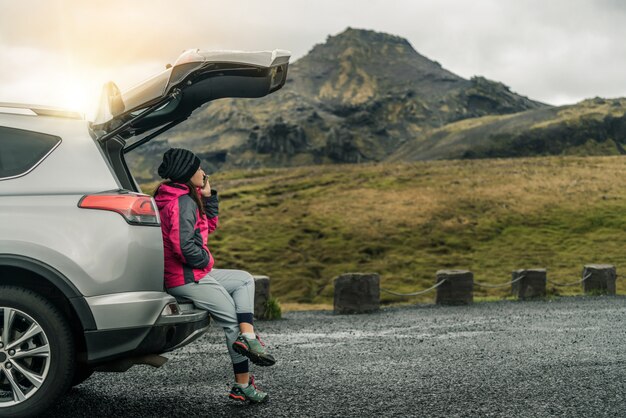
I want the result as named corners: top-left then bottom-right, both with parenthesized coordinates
top-left (1, 0), bottom-right (624, 113)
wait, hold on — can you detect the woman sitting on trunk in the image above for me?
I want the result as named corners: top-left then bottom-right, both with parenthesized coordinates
top-left (153, 147), bottom-right (275, 404)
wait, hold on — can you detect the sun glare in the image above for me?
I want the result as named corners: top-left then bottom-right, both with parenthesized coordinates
top-left (54, 75), bottom-right (102, 117)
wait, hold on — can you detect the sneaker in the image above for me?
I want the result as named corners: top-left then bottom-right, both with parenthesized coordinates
top-left (232, 333), bottom-right (276, 367)
top-left (229, 376), bottom-right (269, 403)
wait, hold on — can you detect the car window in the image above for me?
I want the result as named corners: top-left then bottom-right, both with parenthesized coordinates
top-left (0, 126), bottom-right (61, 180)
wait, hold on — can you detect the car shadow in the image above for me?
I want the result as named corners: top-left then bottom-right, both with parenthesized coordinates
top-left (45, 386), bottom-right (270, 417)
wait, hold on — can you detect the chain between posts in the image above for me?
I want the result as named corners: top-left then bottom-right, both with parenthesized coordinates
top-left (547, 273), bottom-right (592, 287)
top-left (473, 275), bottom-right (525, 288)
top-left (380, 271), bottom-right (617, 297)
top-left (380, 279), bottom-right (447, 297)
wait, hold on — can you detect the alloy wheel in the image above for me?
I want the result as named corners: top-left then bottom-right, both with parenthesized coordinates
top-left (0, 307), bottom-right (51, 408)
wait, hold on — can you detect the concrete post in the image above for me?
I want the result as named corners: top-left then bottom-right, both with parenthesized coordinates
top-left (436, 270), bottom-right (473, 305)
top-left (582, 264), bottom-right (616, 295)
top-left (333, 273), bottom-right (380, 314)
top-left (512, 269), bottom-right (546, 299)
top-left (253, 275), bottom-right (271, 320)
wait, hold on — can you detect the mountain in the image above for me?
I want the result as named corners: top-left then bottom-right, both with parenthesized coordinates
top-left (126, 28), bottom-right (547, 181)
top-left (390, 97), bottom-right (626, 161)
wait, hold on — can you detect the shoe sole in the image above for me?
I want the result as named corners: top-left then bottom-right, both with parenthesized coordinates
top-left (229, 393), bottom-right (269, 403)
top-left (232, 341), bottom-right (276, 367)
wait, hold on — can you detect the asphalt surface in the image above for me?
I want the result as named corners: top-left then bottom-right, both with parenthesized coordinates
top-left (47, 296), bottom-right (626, 417)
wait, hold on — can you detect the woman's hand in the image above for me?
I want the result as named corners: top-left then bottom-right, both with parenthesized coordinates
top-left (200, 175), bottom-right (211, 197)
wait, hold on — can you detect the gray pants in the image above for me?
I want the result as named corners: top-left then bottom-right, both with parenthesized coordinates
top-left (168, 268), bottom-right (255, 368)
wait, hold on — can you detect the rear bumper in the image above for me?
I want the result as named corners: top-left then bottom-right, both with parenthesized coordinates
top-left (84, 305), bottom-right (209, 364)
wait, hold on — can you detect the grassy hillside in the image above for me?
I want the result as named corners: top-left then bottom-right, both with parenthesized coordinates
top-left (393, 98), bottom-right (626, 161)
top-left (142, 155), bottom-right (626, 305)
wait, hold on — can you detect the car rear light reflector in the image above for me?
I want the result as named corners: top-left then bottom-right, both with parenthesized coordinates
top-left (79, 193), bottom-right (160, 226)
top-left (161, 303), bottom-right (181, 316)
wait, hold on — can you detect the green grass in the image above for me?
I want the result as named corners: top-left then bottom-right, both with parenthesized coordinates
top-left (141, 155), bottom-right (626, 305)
top-left (263, 297), bottom-right (283, 320)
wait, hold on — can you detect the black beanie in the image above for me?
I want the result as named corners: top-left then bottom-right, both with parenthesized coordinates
top-left (158, 148), bottom-right (201, 183)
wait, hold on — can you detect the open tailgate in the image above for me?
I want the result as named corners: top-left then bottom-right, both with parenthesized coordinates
top-left (91, 49), bottom-right (290, 142)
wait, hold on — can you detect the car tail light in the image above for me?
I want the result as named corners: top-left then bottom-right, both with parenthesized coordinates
top-left (78, 192), bottom-right (160, 226)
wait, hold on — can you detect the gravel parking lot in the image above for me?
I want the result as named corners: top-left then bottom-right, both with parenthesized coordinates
top-left (48, 296), bottom-right (626, 417)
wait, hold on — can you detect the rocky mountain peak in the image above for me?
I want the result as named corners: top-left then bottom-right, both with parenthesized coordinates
top-left (128, 28), bottom-right (552, 181)
top-left (327, 27), bottom-right (412, 47)
top-left (297, 27), bottom-right (434, 68)
top-left (290, 27), bottom-right (463, 106)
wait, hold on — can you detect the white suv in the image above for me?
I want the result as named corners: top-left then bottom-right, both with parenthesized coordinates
top-left (0, 49), bottom-right (290, 417)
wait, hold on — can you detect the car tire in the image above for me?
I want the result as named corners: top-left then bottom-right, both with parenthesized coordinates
top-left (0, 286), bottom-right (75, 417)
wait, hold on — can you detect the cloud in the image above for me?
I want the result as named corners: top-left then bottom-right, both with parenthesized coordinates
top-left (1, 0), bottom-right (626, 107)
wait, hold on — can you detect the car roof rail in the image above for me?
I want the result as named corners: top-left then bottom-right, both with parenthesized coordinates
top-left (0, 102), bottom-right (83, 119)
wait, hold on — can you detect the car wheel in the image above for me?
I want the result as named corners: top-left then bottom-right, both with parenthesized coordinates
top-left (0, 286), bottom-right (74, 416)
top-left (71, 364), bottom-right (94, 387)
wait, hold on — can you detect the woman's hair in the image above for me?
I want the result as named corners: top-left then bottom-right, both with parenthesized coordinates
top-left (154, 180), bottom-right (206, 217)
top-left (184, 180), bottom-right (206, 217)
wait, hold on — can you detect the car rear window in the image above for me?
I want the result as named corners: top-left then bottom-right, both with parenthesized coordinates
top-left (0, 126), bottom-right (61, 179)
